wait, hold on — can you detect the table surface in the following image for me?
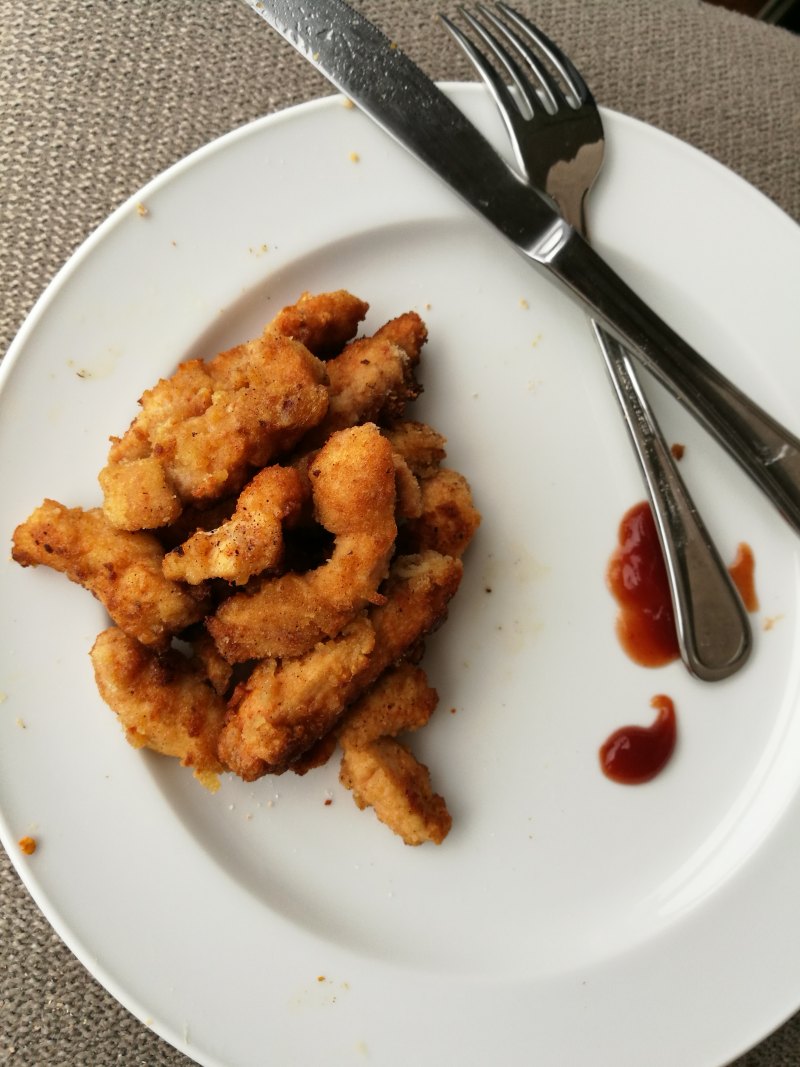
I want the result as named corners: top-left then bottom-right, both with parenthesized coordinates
top-left (2, 1), bottom-right (799, 1064)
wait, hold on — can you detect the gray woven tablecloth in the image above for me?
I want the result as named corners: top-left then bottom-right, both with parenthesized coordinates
top-left (1, 2), bottom-right (799, 1064)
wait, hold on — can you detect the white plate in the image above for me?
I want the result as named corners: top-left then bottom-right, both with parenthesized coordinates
top-left (2, 85), bottom-right (800, 1067)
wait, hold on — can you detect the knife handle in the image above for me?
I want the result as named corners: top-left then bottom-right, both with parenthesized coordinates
top-left (593, 322), bottom-right (751, 681)
top-left (548, 232), bottom-right (800, 535)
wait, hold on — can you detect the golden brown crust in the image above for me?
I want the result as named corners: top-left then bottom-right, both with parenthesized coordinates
top-left (162, 465), bottom-right (307, 586)
top-left (402, 469), bottom-right (481, 558)
top-left (12, 291), bottom-right (476, 844)
top-left (391, 452), bottom-right (423, 520)
top-left (207, 424), bottom-right (397, 661)
top-left (218, 617), bottom-right (377, 781)
top-left (340, 739), bottom-right (452, 845)
top-left (304, 332), bottom-right (422, 447)
top-left (101, 331), bottom-right (329, 528)
top-left (384, 420), bottom-right (447, 479)
top-left (367, 551), bottom-right (463, 666)
top-left (216, 551), bottom-right (462, 779)
top-left (186, 629), bottom-right (234, 697)
top-left (337, 662), bottom-right (438, 748)
top-left (268, 289), bottom-right (369, 358)
top-left (90, 627), bottom-right (227, 790)
top-left (12, 499), bottom-right (208, 649)
top-left (372, 311), bottom-right (428, 363)
top-left (98, 456), bottom-right (181, 530)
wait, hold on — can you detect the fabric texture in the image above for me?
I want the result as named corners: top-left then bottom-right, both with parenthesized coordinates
top-left (1, 1), bottom-right (799, 1063)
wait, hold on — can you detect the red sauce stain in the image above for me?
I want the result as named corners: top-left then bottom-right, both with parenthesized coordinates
top-left (728, 542), bottom-right (759, 613)
top-left (607, 501), bottom-right (679, 667)
top-left (599, 695), bottom-right (677, 785)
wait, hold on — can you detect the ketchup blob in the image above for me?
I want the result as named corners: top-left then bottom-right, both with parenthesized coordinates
top-left (728, 542), bottom-right (759, 613)
top-left (599, 695), bottom-right (677, 785)
top-left (607, 501), bottom-right (679, 667)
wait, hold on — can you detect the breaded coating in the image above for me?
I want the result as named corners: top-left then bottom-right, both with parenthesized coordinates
top-left (340, 739), bottom-right (452, 845)
top-left (12, 500), bottom-right (208, 649)
top-left (90, 627), bottom-right (226, 790)
top-left (99, 456), bottom-right (181, 530)
top-left (338, 662), bottom-right (438, 747)
top-left (372, 311), bottom-right (428, 361)
top-left (12, 292), bottom-right (476, 843)
top-left (305, 327), bottom-right (424, 446)
top-left (392, 452), bottom-right (423, 519)
top-left (218, 617), bottom-right (377, 781)
top-left (403, 469), bottom-right (481, 558)
top-left (338, 665), bottom-right (446, 844)
top-left (155, 496), bottom-right (238, 552)
top-left (162, 465), bottom-right (307, 586)
top-left (268, 289), bottom-right (369, 358)
top-left (290, 662), bottom-right (436, 775)
top-left (384, 420), bottom-right (447, 478)
top-left (208, 424), bottom-right (397, 662)
top-left (186, 629), bottom-right (234, 697)
top-left (217, 550), bottom-right (463, 779)
top-left (101, 331), bottom-right (328, 529)
top-left (367, 551), bottom-right (463, 666)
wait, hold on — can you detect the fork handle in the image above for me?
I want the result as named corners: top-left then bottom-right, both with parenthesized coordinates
top-left (593, 321), bottom-right (751, 681)
top-left (546, 231), bottom-right (800, 535)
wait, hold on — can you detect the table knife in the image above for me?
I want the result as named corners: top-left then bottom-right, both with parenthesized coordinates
top-left (243, 0), bottom-right (800, 535)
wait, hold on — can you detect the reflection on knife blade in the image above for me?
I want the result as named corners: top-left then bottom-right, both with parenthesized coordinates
top-left (243, 0), bottom-right (800, 536)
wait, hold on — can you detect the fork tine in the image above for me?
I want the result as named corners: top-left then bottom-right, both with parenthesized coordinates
top-left (440, 13), bottom-right (528, 169)
top-left (473, 3), bottom-right (562, 112)
top-left (458, 7), bottom-right (542, 117)
top-left (495, 2), bottom-right (593, 106)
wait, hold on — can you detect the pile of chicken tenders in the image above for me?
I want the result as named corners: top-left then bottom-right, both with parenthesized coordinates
top-left (12, 291), bottom-right (480, 845)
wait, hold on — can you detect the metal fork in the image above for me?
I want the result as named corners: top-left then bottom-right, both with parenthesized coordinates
top-left (443, 3), bottom-right (751, 681)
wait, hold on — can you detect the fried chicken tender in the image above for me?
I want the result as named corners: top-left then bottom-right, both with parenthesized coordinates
top-left (340, 739), bottom-right (452, 845)
top-left (186, 628), bottom-right (234, 697)
top-left (99, 456), bottom-right (181, 530)
top-left (90, 627), bottom-right (226, 790)
top-left (404, 469), bottom-right (481, 558)
top-left (208, 423), bottom-right (397, 662)
top-left (385, 422), bottom-right (481, 557)
top-left (384, 420), bottom-right (447, 478)
top-left (162, 465), bottom-right (307, 586)
top-left (218, 617), bottom-right (377, 781)
top-left (304, 313), bottom-right (427, 446)
top-left (337, 662), bottom-right (438, 747)
top-left (291, 661), bottom-right (436, 775)
top-left (391, 452), bottom-right (424, 519)
top-left (268, 289), bottom-right (369, 358)
top-left (372, 311), bottom-right (429, 361)
top-left (338, 664), bottom-right (449, 845)
top-left (100, 331), bottom-right (328, 530)
top-left (12, 290), bottom-right (476, 844)
top-left (155, 496), bottom-right (238, 552)
top-left (11, 500), bottom-right (208, 649)
top-left (217, 550), bottom-right (463, 779)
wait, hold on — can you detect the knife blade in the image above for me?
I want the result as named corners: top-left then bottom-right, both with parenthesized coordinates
top-left (243, 0), bottom-right (800, 535)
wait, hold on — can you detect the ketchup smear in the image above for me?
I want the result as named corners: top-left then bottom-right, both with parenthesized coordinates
top-left (599, 695), bottom-right (677, 785)
top-left (607, 501), bottom-right (679, 667)
top-left (728, 542), bottom-right (759, 613)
